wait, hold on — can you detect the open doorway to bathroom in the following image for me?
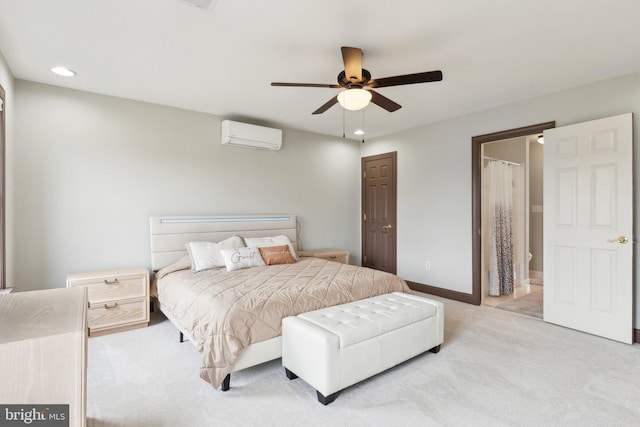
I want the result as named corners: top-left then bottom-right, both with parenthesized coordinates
top-left (471, 122), bottom-right (555, 319)
top-left (481, 135), bottom-right (543, 317)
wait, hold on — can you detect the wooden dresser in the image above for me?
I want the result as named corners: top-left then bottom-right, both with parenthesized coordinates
top-left (0, 287), bottom-right (87, 427)
top-left (66, 266), bottom-right (150, 337)
top-left (298, 249), bottom-right (350, 265)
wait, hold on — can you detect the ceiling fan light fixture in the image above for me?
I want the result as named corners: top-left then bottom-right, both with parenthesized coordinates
top-left (337, 89), bottom-right (371, 111)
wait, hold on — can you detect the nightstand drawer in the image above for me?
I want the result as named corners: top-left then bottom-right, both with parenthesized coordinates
top-left (82, 275), bottom-right (146, 304)
top-left (88, 298), bottom-right (148, 332)
top-left (314, 252), bottom-right (348, 264)
top-left (298, 249), bottom-right (350, 265)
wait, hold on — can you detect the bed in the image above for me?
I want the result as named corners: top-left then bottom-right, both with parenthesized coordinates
top-left (150, 215), bottom-right (410, 390)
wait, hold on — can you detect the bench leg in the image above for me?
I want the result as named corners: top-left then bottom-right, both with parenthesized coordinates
top-left (284, 368), bottom-right (298, 380)
top-left (317, 391), bottom-right (338, 405)
top-left (429, 344), bottom-right (441, 353)
top-left (221, 374), bottom-right (230, 391)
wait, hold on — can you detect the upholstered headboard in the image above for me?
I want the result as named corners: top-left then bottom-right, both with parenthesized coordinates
top-left (149, 215), bottom-right (298, 271)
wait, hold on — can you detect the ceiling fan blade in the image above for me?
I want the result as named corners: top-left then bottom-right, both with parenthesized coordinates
top-left (312, 96), bottom-right (339, 115)
top-left (271, 82), bottom-right (341, 88)
top-left (369, 90), bottom-right (401, 112)
top-left (341, 46), bottom-right (363, 83)
top-left (368, 70), bottom-right (443, 88)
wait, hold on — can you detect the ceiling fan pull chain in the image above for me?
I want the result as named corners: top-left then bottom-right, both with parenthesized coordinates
top-left (361, 110), bottom-right (365, 143)
top-left (342, 106), bottom-right (346, 138)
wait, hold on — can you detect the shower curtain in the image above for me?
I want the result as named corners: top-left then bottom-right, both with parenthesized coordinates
top-left (485, 160), bottom-right (515, 296)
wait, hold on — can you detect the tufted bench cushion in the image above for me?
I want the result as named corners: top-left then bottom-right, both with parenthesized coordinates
top-left (282, 292), bottom-right (444, 404)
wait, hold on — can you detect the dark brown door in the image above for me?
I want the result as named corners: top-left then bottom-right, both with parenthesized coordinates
top-left (361, 152), bottom-right (397, 274)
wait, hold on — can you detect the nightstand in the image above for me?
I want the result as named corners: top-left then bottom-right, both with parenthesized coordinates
top-left (66, 266), bottom-right (149, 337)
top-left (298, 249), bottom-right (350, 265)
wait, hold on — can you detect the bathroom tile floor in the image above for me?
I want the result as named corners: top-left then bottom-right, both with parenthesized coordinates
top-left (482, 284), bottom-right (543, 307)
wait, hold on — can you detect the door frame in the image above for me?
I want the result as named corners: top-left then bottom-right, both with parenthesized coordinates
top-left (0, 84), bottom-right (5, 289)
top-left (361, 151), bottom-right (397, 274)
top-left (471, 121), bottom-right (555, 305)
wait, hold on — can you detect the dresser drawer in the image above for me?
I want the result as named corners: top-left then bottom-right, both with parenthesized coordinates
top-left (88, 298), bottom-right (148, 332)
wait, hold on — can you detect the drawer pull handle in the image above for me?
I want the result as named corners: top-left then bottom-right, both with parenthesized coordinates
top-left (329, 255), bottom-right (337, 259)
top-left (104, 302), bottom-right (118, 309)
top-left (104, 278), bottom-right (120, 285)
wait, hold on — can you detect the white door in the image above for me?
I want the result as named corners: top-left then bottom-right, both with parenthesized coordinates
top-left (543, 113), bottom-right (633, 344)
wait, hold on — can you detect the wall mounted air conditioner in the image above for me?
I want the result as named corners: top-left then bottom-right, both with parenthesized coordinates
top-left (221, 120), bottom-right (282, 151)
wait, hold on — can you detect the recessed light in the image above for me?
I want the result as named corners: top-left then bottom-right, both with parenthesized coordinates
top-left (354, 129), bottom-right (365, 135)
top-left (51, 66), bottom-right (76, 77)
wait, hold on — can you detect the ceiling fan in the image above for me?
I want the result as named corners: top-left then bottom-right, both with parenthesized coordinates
top-left (271, 46), bottom-right (443, 115)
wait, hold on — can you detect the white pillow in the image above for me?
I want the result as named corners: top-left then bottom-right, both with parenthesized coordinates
top-left (220, 246), bottom-right (266, 271)
top-left (244, 235), bottom-right (299, 260)
top-left (185, 235), bottom-right (245, 272)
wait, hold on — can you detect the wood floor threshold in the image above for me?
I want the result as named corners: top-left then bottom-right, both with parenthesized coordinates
top-left (406, 281), bottom-right (475, 305)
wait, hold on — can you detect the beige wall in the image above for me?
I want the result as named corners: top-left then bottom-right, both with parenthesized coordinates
top-left (483, 136), bottom-right (526, 164)
top-left (5, 60), bottom-right (640, 329)
top-left (13, 81), bottom-right (361, 291)
top-left (528, 138), bottom-right (543, 272)
top-left (361, 71), bottom-right (640, 328)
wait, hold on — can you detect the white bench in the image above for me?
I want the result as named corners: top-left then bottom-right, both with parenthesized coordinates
top-left (282, 292), bottom-right (444, 404)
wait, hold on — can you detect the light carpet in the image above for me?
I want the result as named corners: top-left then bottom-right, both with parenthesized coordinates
top-left (495, 290), bottom-right (543, 319)
top-left (87, 292), bottom-right (640, 427)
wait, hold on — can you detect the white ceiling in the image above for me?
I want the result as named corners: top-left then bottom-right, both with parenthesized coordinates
top-left (1, 0), bottom-right (640, 139)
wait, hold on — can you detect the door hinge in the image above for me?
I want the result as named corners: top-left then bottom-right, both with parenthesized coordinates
top-left (363, 171), bottom-right (366, 179)
top-left (363, 213), bottom-right (367, 221)
top-left (363, 255), bottom-right (367, 263)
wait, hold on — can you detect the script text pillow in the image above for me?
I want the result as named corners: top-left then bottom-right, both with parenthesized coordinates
top-left (220, 246), bottom-right (266, 271)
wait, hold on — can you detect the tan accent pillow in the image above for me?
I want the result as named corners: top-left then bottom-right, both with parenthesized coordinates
top-left (244, 235), bottom-right (299, 260)
top-left (259, 245), bottom-right (297, 265)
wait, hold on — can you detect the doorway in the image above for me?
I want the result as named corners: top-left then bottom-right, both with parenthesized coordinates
top-left (361, 152), bottom-right (397, 274)
top-left (480, 135), bottom-right (544, 316)
top-left (471, 122), bottom-right (555, 307)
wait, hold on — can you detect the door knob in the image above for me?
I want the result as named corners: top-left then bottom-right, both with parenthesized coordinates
top-left (607, 235), bottom-right (629, 244)
top-left (382, 224), bottom-right (393, 229)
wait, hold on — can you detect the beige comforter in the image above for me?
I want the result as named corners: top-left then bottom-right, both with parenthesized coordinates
top-left (155, 257), bottom-right (410, 389)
